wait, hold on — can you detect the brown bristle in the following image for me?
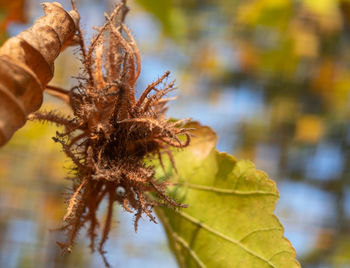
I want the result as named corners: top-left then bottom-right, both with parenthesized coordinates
top-left (29, 1), bottom-right (191, 266)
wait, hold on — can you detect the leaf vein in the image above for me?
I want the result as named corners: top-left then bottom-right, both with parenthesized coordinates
top-left (239, 227), bottom-right (282, 242)
top-left (156, 208), bottom-right (206, 268)
top-left (181, 183), bottom-right (277, 196)
top-left (155, 208), bottom-right (186, 268)
top-left (268, 250), bottom-right (292, 261)
top-left (172, 232), bottom-right (207, 268)
top-left (176, 210), bottom-right (277, 268)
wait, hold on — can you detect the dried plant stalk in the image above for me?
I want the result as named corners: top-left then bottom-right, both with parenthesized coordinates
top-left (30, 1), bottom-right (191, 266)
top-left (0, 2), bottom-right (78, 146)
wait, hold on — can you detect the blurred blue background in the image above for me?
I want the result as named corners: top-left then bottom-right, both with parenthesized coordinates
top-left (1, 0), bottom-right (350, 267)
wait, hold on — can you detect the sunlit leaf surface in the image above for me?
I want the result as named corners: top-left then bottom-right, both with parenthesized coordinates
top-left (155, 122), bottom-right (300, 268)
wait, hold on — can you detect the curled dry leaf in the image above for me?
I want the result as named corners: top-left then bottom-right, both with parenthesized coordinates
top-left (0, 2), bottom-right (78, 146)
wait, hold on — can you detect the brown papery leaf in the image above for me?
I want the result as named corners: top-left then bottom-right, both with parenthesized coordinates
top-left (0, 2), bottom-right (78, 146)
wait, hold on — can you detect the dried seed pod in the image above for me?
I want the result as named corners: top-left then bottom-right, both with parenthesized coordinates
top-left (0, 2), bottom-right (78, 146)
top-left (30, 2), bottom-right (191, 266)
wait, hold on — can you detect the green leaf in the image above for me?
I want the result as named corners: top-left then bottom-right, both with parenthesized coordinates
top-left (154, 122), bottom-right (300, 268)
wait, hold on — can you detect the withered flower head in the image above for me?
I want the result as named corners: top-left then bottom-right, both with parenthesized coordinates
top-left (30, 1), bottom-right (190, 266)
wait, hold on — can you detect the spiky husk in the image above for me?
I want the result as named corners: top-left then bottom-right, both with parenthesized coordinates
top-left (30, 1), bottom-right (190, 266)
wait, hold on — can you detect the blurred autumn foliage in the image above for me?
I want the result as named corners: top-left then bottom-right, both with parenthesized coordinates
top-left (2, 0), bottom-right (350, 267)
top-left (138, 0), bottom-right (350, 266)
top-left (0, 0), bottom-right (26, 43)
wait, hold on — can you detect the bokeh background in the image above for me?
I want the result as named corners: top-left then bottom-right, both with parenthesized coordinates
top-left (1, 0), bottom-right (350, 267)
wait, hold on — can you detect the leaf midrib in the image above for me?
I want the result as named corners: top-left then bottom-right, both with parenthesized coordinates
top-left (176, 210), bottom-right (279, 268)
